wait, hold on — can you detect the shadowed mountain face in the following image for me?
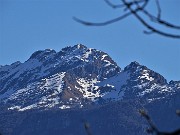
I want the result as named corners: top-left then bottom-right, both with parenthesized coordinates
top-left (0, 44), bottom-right (179, 135)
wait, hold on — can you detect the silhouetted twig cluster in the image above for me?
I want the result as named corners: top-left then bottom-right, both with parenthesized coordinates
top-left (139, 109), bottom-right (180, 135)
top-left (83, 121), bottom-right (93, 135)
top-left (74, 0), bottom-right (180, 38)
top-left (83, 109), bottom-right (180, 135)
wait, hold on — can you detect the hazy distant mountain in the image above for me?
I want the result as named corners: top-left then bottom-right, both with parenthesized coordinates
top-left (0, 44), bottom-right (179, 135)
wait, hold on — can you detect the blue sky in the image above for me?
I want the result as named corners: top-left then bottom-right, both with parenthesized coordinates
top-left (0, 0), bottom-right (180, 81)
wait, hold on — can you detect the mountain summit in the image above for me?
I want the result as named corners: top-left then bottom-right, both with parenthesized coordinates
top-left (0, 44), bottom-right (179, 112)
top-left (0, 44), bottom-right (180, 135)
top-left (0, 44), bottom-right (121, 110)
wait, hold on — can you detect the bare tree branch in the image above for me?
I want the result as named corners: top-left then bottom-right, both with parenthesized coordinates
top-left (176, 110), bottom-right (180, 116)
top-left (104, 0), bottom-right (125, 9)
top-left (122, 0), bottom-right (180, 38)
top-left (132, 1), bottom-right (180, 30)
top-left (139, 109), bottom-right (159, 134)
top-left (141, 9), bottom-right (180, 29)
top-left (83, 121), bottom-right (93, 135)
top-left (74, 0), bottom-right (180, 39)
top-left (155, 0), bottom-right (161, 19)
top-left (139, 109), bottom-right (180, 135)
top-left (73, 12), bottom-right (131, 26)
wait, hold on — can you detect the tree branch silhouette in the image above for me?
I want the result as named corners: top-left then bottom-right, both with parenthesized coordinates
top-left (83, 109), bottom-right (180, 135)
top-left (83, 120), bottom-right (92, 135)
top-left (139, 109), bottom-right (180, 135)
top-left (74, 0), bottom-right (180, 39)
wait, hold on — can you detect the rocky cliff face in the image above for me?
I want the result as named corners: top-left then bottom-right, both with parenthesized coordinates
top-left (0, 44), bottom-right (121, 111)
top-left (0, 44), bottom-right (180, 135)
top-left (0, 44), bottom-right (179, 111)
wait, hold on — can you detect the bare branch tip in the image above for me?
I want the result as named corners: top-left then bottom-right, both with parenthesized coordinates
top-left (176, 110), bottom-right (180, 116)
top-left (73, 17), bottom-right (92, 26)
top-left (143, 30), bottom-right (154, 35)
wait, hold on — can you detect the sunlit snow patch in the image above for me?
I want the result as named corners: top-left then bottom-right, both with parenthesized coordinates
top-left (7, 72), bottom-right (66, 111)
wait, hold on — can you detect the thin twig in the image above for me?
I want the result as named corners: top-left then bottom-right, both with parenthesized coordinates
top-left (139, 109), bottom-right (159, 134)
top-left (73, 12), bottom-right (131, 26)
top-left (121, 0), bottom-right (180, 38)
top-left (155, 0), bottom-right (161, 19)
top-left (104, 0), bottom-right (125, 9)
top-left (74, 0), bottom-right (180, 38)
top-left (83, 121), bottom-right (92, 135)
top-left (133, 0), bottom-right (180, 29)
top-left (176, 110), bottom-right (180, 116)
top-left (142, 9), bottom-right (180, 29)
top-left (139, 109), bottom-right (180, 135)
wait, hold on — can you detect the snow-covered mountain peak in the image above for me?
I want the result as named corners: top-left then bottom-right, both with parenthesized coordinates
top-left (0, 44), bottom-right (121, 111)
top-left (28, 49), bottom-right (56, 62)
top-left (0, 44), bottom-right (179, 112)
top-left (29, 49), bottom-right (56, 60)
top-left (11, 61), bottom-right (21, 66)
top-left (60, 44), bottom-right (87, 53)
top-left (124, 61), bottom-right (167, 85)
top-left (169, 80), bottom-right (180, 91)
top-left (124, 61), bottom-right (142, 72)
top-left (75, 44), bottom-right (87, 49)
top-left (28, 44), bottom-right (88, 62)
top-left (169, 80), bottom-right (180, 85)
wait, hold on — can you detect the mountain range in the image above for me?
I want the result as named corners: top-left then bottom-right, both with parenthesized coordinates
top-left (0, 44), bottom-right (180, 135)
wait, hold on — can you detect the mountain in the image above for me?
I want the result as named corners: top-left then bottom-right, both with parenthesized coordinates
top-left (0, 44), bottom-right (121, 111)
top-left (0, 44), bottom-right (180, 135)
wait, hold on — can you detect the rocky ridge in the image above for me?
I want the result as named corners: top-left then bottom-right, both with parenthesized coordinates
top-left (0, 44), bottom-right (179, 112)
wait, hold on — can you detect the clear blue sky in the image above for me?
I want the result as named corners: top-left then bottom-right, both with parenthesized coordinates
top-left (0, 0), bottom-right (180, 81)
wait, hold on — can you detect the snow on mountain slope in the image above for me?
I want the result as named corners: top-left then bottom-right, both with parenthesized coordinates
top-left (0, 44), bottom-right (179, 111)
top-left (76, 78), bottom-right (100, 100)
top-left (169, 80), bottom-right (180, 90)
top-left (0, 44), bottom-right (121, 111)
top-left (6, 72), bottom-right (65, 111)
top-left (74, 72), bottom-right (129, 102)
top-left (0, 44), bottom-right (120, 94)
top-left (121, 61), bottom-right (174, 101)
top-left (96, 71), bottom-right (129, 101)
